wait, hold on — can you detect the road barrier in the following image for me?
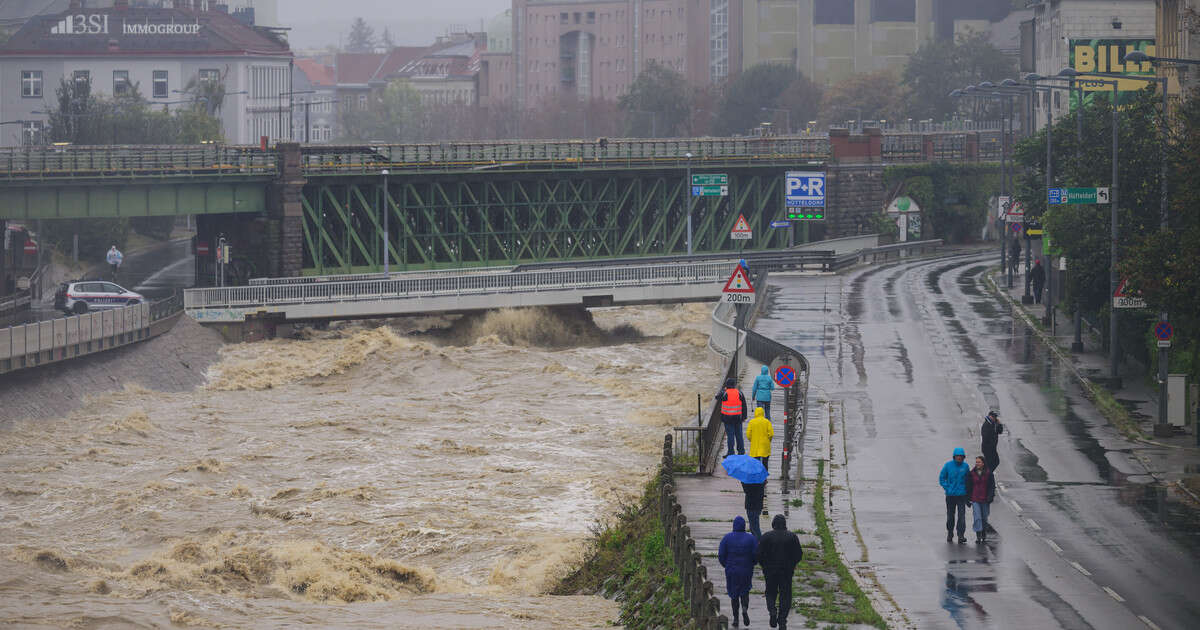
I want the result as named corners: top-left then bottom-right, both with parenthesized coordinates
top-left (0, 291), bottom-right (183, 375)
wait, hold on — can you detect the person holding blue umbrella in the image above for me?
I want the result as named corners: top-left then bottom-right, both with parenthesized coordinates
top-left (723, 454), bottom-right (768, 538)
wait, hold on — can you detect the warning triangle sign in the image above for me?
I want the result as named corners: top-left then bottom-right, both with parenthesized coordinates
top-left (731, 214), bottom-right (752, 233)
top-left (1114, 277), bottom-right (1134, 297)
top-left (723, 265), bottom-right (755, 293)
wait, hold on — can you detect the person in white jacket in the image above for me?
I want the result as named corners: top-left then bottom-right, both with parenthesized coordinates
top-left (106, 245), bottom-right (124, 279)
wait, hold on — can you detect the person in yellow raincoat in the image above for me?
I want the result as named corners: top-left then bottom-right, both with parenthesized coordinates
top-left (745, 407), bottom-right (774, 473)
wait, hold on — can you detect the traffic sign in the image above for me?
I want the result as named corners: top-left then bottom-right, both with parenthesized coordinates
top-left (774, 365), bottom-right (796, 388)
top-left (692, 173), bottom-right (728, 187)
top-left (1048, 187), bottom-right (1110, 205)
top-left (1155, 321), bottom-right (1173, 341)
top-left (997, 195), bottom-right (1010, 219)
top-left (731, 214), bottom-right (752, 240)
top-left (1113, 278), bottom-right (1147, 309)
top-left (1010, 223), bottom-right (1023, 233)
top-left (785, 171), bottom-right (826, 208)
top-left (693, 184), bottom-right (728, 197)
top-left (1005, 200), bottom-right (1025, 219)
top-left (787, 210), bottom-right (826, 221)
top-left (769, 220), bottom-right (790, 228)
top-left (196, 241), bottom-right (210, 256)
top-left (721, 265), bottom-right (756, 304)
top-left (23, 240), bottom-right (36, 256)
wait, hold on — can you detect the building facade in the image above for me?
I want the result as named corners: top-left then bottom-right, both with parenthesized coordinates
top-left (1026, 0), bottom-right (1156, 128)
top-left (1154, 0), bottom-right (1200, 95)
top-left (292, 58), bottom-right (336, 143)
top-left (0, 0), bottom-right (292, 146)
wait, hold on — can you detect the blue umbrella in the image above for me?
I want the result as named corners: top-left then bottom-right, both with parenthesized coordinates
top-left (722, 454), bottom-right (767, 484)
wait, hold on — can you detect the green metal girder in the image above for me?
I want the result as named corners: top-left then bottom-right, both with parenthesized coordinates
top-left (300, 168), bottom-right (797, 274)
top-left (0, 182), bottom-right (267, 219)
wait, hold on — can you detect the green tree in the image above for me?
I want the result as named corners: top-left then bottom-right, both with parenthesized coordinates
top-left (903, 31), bottom-right (1015, 121)
top-left (619, 60), bottom-right (691, 137)
top-left (381, 27), bottom-right (395, 49)
top-left (340, 80), bottom-right (425, 142)
top-left (819, 70), bottom-right (907, 125)
top-left (714, 64), bottom-right (822, 136)
top-left (346, 17), bottom-right (375, 53)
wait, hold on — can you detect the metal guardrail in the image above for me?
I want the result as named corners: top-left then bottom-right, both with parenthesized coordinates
top-left (831, 239), bottom-right (945, 269)
top-left (0, 145), bottom-right (277, 181)
top-left (248, 265), bottom-right (518, 286)
top-left (187, 260), bottom-right (738, 310)
top-left (300, 136), bottom-right (831, 175)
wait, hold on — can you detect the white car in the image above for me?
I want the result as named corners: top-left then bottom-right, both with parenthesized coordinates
top-left (54, 281), bottom-right (144, 315)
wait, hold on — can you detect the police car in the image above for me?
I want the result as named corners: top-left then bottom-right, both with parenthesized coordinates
top-left (54, 281), bottom-right (144, 315)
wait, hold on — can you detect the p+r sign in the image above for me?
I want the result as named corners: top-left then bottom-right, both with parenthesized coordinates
top-left (785, 171), bottom-right (826, 208)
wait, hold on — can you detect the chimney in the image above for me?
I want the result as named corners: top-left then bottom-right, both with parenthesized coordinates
top-left (114, 0), bottom-right (130, 9)
top-left (69, 0), bottom-right (82, 9)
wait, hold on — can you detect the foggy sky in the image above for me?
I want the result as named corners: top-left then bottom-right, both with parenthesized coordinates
top-left (280, 0), bottom-right (511, 50)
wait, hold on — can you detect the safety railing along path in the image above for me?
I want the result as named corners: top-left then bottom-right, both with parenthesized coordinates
top-left (0, 145), bottom-right (277, 181)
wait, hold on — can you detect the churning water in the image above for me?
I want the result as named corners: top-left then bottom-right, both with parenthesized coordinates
top-left (0, 303), bottom-right (717, 628)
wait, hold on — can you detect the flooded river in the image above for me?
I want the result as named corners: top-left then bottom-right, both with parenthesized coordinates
top-left (0, 303), bottom-right (717, 628)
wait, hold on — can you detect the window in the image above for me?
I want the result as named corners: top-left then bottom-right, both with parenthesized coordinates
top-left (199, 68), bottom-right (220, 84)
top-left (21, 70), bottom-right (42, 97)
top-left (73, 70), bottom-right (90, 87)
top-left (152, 70), bottom-right (168, 98)
top-left (22, 120), bottom-right (43, 145)
top-left (871, 0), bottom-right (915, 23)
top-left (573, 12), bottom-right (580, 24)
top-left (113, 70), bottom-right (130, 96)
top-left (587, 11), bottom-right (595, 24)
top-left (815, 0), bottom-right (854, 25)
top-left (560, 12), bottom-right (568, 24)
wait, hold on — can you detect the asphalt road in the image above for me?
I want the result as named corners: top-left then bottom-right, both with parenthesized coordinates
top-left (13, 238), bottom-right (193, 325)
top-left (755, 253), bottom-right (1199, 630)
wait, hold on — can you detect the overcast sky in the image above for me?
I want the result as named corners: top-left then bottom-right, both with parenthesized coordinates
top-left (279, 0), bottom-right (511, 50)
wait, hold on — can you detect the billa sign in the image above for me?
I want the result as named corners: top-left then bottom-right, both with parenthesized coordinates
top-left (1069, 39), bottom-right (1155, 108)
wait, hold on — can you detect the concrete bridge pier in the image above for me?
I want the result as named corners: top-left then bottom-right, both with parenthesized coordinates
top-left (268, 143), bottom-right (306, 279)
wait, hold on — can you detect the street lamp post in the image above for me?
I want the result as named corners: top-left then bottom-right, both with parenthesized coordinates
top-left (760, 107), bottom-right (791, 134)
top-left (685, 152), bottom-right (694, 255)
top-left (1059, 68), bottom-right (1121, 381)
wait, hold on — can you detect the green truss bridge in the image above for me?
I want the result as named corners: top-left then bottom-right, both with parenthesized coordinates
top-left (0, 129), bottom-right (1006, 281)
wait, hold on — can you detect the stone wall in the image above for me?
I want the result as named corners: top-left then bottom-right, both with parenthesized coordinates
top-left (825, 164), bottom-right (887, 239)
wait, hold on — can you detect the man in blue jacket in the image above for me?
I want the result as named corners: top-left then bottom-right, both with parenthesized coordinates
top-left (939, 447), bottom-right (971, 543)
top-left (718, 515), bottom-right (757, 628)
top-left (751, 365), bottom-right (774, 418)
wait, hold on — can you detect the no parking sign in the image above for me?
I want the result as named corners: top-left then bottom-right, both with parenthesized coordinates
top-left (774, 365), bottom-right (796, 388)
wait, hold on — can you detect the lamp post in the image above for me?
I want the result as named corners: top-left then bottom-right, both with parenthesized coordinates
top-left (1059, 68), bottom-right (1121, 381)
top-left (381, 168), bottom-right (390, 274)
top-left (685, 152), bottom-right (694, 255)
top-left (760, 107), bottom-right (791, 134)
top-left (278, 89), bottom-right (315, 141)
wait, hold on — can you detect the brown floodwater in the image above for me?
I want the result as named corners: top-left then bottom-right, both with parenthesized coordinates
top-left (0, 303), bottom-right (717, 629)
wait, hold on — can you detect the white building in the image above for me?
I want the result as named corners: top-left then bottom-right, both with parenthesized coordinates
top-left (1027, 0), bottom-right (1157, 128)
top-left (0, 0), bottom-right (293, 146)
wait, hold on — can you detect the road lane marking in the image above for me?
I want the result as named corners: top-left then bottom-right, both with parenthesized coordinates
top-left (1070, 561), bottom-right (1091, 576)
top-left (1103, 586), bottom-right (1125, 602)
top-left (1045, 539), bottom-right (1062, 554)
top-left (1025, 517), bottom-right (1040, 530)
top-left (1138, 615), bottom-right (1162, 630)
top-left (1009, 499), bottom-right (1022, 512)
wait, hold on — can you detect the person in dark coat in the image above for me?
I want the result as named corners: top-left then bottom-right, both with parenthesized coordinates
top-left (980, 411), bottom-right (1003, 474)
top-left (756, 514), bottom-right (803, 630)
top-left (1030, 258), bottom-right (1046, 304)
top-left (718, 515), bottom-right (757, 628)
top-left (716, 377), bottom-right (748, 457)
top-left (741, 480), bottom-right (765, 539)
top-left (1009, 237), bottom-right (1021, 275)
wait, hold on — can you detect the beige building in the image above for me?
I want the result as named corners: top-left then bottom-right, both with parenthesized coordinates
top-left (1155, 0), bottom-right (1200, 95)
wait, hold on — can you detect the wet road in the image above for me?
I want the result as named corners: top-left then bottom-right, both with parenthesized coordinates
top-left (755, 254), bottom-right (1200, 630)
top-left (5, 238), bottom-right (193, 326)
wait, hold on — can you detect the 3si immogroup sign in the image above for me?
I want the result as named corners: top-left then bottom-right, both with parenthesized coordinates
top-left (50, 14), bottom-right (202, 36)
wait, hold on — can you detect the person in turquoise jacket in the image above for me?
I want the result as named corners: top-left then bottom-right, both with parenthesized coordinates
top-left (939, 447), bottom-right (971, 543)
top-left (751, 365), bottom-right (774, 418)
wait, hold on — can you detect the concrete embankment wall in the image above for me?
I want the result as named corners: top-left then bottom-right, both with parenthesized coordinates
top-left (0, 317), bottom-right (224, 425)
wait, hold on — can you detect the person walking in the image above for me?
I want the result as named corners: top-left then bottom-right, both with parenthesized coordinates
top-left (106, 245), bottom-right (124, 280)
top-left (1030, 258), bottom-right (1046, 304)
top-left (751, 365), bottom-right (774, 418)
top-left (716, 377), bottom-right (747, 457)
top-left (741, 479), bottom-right (765, 539)
top-left (718, 515), bottom-right (757, 628)
top-left (746, 406), bottom-right (774, 473)
top-left (939, 447), bottom-right (971, 543)
top-left (1008, 237), bottom-right (1021, 275)
top-left (980, 411), bottom-right (1003, 474)
top-left (756, 514), bottom-right (803, 630)
top-left (965, 456), bottom-right (996, 543)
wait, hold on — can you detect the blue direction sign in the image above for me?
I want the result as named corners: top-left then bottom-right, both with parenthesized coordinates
top-left (1048, 188), bottom-right (1065, 205)
top-left (774, 365), bottom-right (796, 388)
top-left (785, 171), bottom-right (826, 208)
top-left (769, 220), bottom-right (790, 228)
top-left (1155, 321), bottom-right (1174, 341)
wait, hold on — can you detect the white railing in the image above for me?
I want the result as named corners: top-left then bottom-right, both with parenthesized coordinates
top-left (187, 260), bottom-right (740, 310)
top-left (0, 303), bottom-right (150, 372)
top-left (247, 265), bottom-right (518, 286)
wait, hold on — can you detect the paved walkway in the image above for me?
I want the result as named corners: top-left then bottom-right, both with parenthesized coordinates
top-left (674, 357), bottom-right (819, 628)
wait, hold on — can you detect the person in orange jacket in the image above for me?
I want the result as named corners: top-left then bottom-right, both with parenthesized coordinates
top-left (715, 377), bottom-right (747, 457)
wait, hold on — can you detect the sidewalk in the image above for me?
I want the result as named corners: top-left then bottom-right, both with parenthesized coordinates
top-left (990, 266), bottom-right (1200, 489)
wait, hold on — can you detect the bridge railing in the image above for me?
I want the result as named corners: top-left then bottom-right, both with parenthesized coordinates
top-left (0, 145), bottom-right (277, 180)
top-left (247, 265), bottom-right (518, 286)
top-left (300, 136), bottom-right (831, 174)
top-left (186, 260), bottom-right (740, 310)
